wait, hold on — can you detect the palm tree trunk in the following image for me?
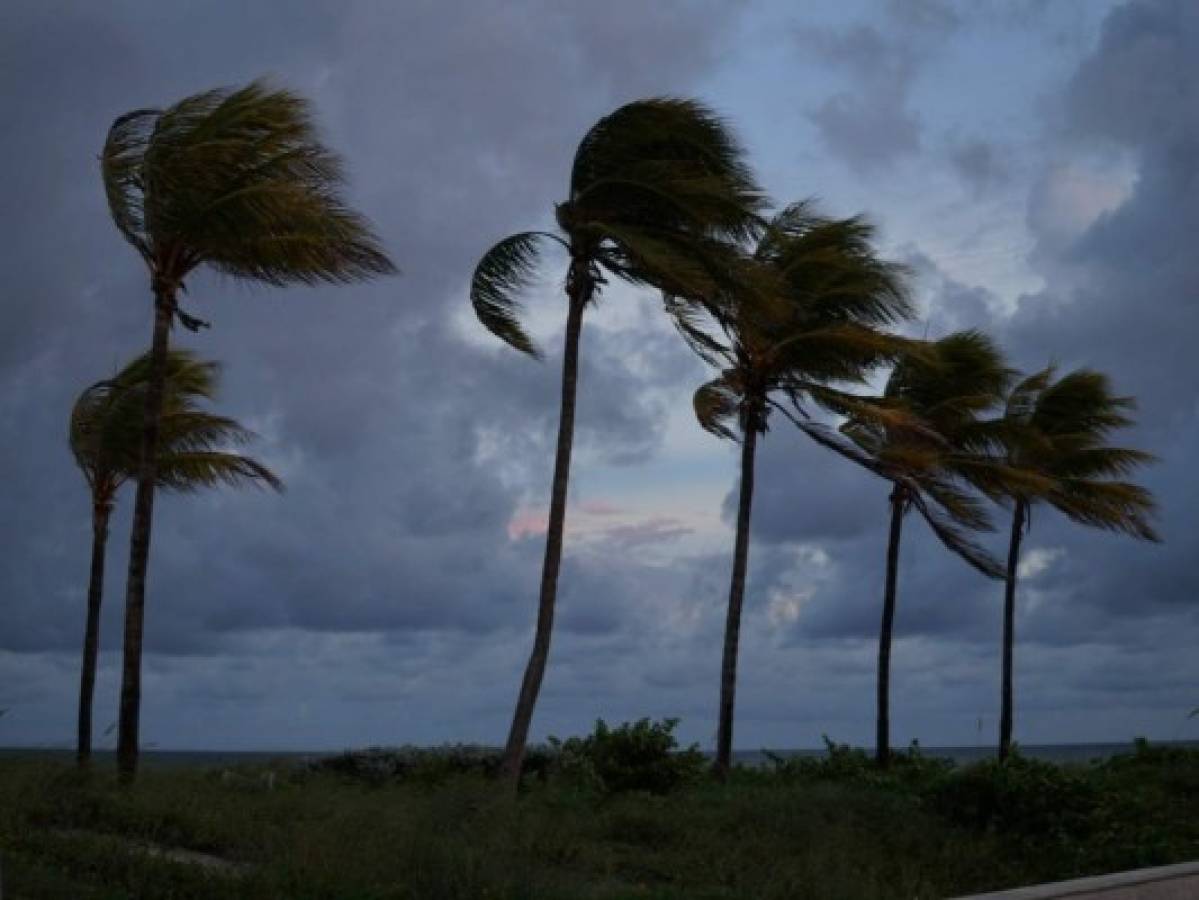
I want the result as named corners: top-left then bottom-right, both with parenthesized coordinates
top-left (77, 501), bottom-right (113, 768)
top-left (499, 264), bottom-right (590, 788)
top-left (713, 410), bottom-right (759, 780)
top-left (877, 485), bottom-right (905, 768)
top-left (999, 499), bottom-right (1025, 762)
top-left (116, 286), bottom-right (175, 784)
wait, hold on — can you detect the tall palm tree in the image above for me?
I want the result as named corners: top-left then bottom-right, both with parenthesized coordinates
top-left (101, 80), bottom-right (394, 780)
top-left (995, 367), bottom-right (1158, 760)
top-left (799, 332), bottom-right (1022, 766)
top-left (470, 98), bottom-right (763, 786)
top-left (673, 204), bottom-right (912, 778)
top-left (70, 350), bottom-right (281, 768)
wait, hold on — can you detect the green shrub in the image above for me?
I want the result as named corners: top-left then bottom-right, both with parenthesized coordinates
top-left (764, 736), bottom-right (953, 792)
top-left (302, 743), bottom-right (553, 786)
top-left (547, 718), bottom-right (706, 795)
top-left (930, 753), bottom-right (1100, 837)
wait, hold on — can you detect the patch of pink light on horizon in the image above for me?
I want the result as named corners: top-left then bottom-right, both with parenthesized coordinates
top-left (577, 499), bottom-right (622, 516)
top-left (506, 498), bottom-right (626, 540)
top-left (506, 509), bottom-right (548, 540)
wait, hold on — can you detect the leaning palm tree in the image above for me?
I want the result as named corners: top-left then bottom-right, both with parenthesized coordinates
top-left (799, 332), bottom-right (1022, 766)
top-left (70, 350), bottom-right (281, 768)
top-left (101, 80), bottom-right (394, 780)
top-left (672, 204), bottom-right (912, 778)
top-left (995, 367), bottom-right (1158, 760)
top-left (470, 98), bottom-right (763, 786)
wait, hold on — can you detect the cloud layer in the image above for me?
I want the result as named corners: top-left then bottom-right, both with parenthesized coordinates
top-left (1, 0), bottom-right (1195, 752)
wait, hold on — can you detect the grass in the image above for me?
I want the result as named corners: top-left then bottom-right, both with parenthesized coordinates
top-left (1, 738), bottom-right (1196, 899)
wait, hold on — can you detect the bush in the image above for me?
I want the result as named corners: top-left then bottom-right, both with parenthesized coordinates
top-left (764, 736), bottom-right (953, 791)
top-left (303, 743), bottom-right (553, 786)
top-left (1102, 736), bottom-right (1199, 793)
top-left (930, 753), bottom-right (1100, 837)
top-left (547, 718), bottom-right (706, 795)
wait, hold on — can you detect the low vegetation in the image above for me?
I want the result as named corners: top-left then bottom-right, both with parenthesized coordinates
top-left (2, 725), bottom-right (1196, 900)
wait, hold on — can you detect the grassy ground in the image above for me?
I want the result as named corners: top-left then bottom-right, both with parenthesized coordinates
top-left (1, 739), bottom-right (1196, 899)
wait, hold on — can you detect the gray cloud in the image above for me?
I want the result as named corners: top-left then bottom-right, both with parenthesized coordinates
top-left (949, 140), bottom-right (1011, 192)
top-left (799, 23), bottom-right (924, 172)
top-left (3, 0), bottom-right (1198, 755)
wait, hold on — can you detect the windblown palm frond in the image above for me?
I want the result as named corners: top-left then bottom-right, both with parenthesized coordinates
top-left (470, 232), bottom-right (565, 356)
top-left (907, 488), bottom-right (1004, 577)
top-left (694, 376), bottom-right (742, 441)
top-left (155, 451), bottom-right (282, 493)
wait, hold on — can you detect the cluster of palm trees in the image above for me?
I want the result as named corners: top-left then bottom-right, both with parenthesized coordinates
top-left (84, 82), bottom-right (394, 782)
top-left (78, 79), bottom-right (1157, 787)
top-left (471, 98), bottom-right (1159, 785)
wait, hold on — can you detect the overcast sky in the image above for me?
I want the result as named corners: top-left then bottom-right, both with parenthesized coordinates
top-left (2, 0), bottom-right (1196, 752)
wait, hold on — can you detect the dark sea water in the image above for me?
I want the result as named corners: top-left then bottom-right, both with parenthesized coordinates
top-left (3, 740), bottom-right (1197, 769)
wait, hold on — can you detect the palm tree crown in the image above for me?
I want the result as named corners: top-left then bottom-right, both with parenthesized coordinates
top-left (71, 350), bottom-right (281, 503)
top-left (102, 80), bottom-right (394, 308)
top-left (1001, 367), bottom-right (1158, 540)
top-left (678, 203), bottom-right (914, 442)
top-left (471, 98), bottom-right (764, 356)
top-left (806, 331), bottom-right (1021, 574)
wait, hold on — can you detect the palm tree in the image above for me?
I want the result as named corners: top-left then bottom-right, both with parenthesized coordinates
top-left (799, 332), bottom-right (1021, 766)
top-left (470, 98), bottom-right (762, 786)
top-left (995, 367), bottom-right (1158, 760)
top-left (672, 204), bottom-right (912, 778)
top-left (70, 350), bottom-right (281, 768)
top-left (101, 80), bottom-right (394, 780)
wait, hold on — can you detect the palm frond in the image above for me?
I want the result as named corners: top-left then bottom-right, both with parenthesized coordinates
top-left (155, 451), bottom-right (282, 494)
top-left (663, 294), bottom-right (731, 369)
top-left (694, 376), bottom-right (742, 441)
top-left (1005, 365), bottom-right (1055, 421)
top-left (949, 455), bottom-right (1055, 502)
top-left (795, 420), bottom-right (889, 477)
top-left (115, 349), bottom-right (219, 401)
top-left (907, 489), bottom-right (1005, 578)
top-left (471, 231), bottom-right (562, 357)
top-left (157, 411), bottom-right (254, 452)
top-left (917, 475), bottom-right (994, 533)
top-left (598, 224), bottom-right (732, 304)
top-left (1049, 478), bottom-right (1160, 541)
top-left (1033, 370), bottom-right (1136, 437)
top-left (100, 108), bottom-right (159, 260)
